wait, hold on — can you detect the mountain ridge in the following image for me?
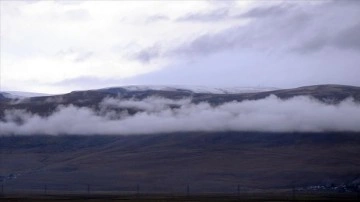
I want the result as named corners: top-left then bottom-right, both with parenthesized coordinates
top-left (1, 84), bottom-right (359, 118)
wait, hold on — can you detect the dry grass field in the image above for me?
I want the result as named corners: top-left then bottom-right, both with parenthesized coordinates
top-left (1, 132), bottom-right (360, 201)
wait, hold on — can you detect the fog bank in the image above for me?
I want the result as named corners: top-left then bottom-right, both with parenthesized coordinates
top-left (1, 95), bottom-right (360, 135)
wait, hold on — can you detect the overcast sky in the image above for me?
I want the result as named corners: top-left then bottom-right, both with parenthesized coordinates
top-left (1, 0), bottom-right (360, 94)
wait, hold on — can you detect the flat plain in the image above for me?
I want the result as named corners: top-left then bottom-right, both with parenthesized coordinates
top-left (1, 132), bottom-right (360, 201)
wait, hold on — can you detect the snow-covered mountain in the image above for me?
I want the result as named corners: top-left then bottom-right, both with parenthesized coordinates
top-left (1, 86), bottom-right (277, 99)
top-left (0, 91), bottom-right (50, 99)
top-left (1, 84), bottom-right (359, 118)
top-left (100, 85), bottom-right (279, 94)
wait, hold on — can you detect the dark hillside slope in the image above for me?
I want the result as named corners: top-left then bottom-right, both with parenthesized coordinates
top-left (1, 84), bottom-right (360, 117)
top-left (1, 132), bottom-right (360, 193)
top-left (193, 84), bottom-right (360, 104)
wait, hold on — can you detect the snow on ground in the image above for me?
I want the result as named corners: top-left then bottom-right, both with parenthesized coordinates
top-left (1, 91), bottom-right (50, 98)
top-left (103, 85), bottom-right (279, 94)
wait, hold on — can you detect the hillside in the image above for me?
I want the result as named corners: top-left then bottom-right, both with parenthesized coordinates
top-left (1, 84), bottom-right (360, 196)
top-left (1, 132), bottom-right (360, 194)
top-left (1, 84), bottom-right (360, 118)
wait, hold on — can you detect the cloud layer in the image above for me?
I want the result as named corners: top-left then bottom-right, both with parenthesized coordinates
top-left (1, 96), bottom-right (360, 135)
top-left (2, 1), bottom-right (360, 93)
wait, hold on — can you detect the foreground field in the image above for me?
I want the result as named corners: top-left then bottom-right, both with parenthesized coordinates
top-left (1, 132), bottom-right (360, 196)
top-left (1, 192), bottom-right (360, 202)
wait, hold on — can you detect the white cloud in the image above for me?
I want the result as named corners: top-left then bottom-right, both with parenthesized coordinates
top-left (2, 0), bottom-right (359, 93)
top-left (100, 97), bottom-right (192, 112)
top-left (1, 95), bottom-right (360, 135)
top-left (1, 1), bottom-right (248, 93)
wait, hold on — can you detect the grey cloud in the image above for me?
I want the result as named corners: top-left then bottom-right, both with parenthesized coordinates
top-left (288, 1), bottom-right (360, 53)
top-left (24, 0), bottom-right (41, 4)
top-left (294, 22), bottom-right (360, 53)
top-left (332, 0), bottom-right (360, 7)
top-left (74, 51), bottom-right (94, 62)
top-left (54, 0), bottom-right (84, 5)
top-left (176, 0), bottom-right (236, 22)
top-left (177, 8), bottom-right (229, 22)
top-left (56, 48), bottom-right (94, 62)
top-left (208, 0), bottom-right (236, 7)
top-left (293, 34), bottom-right (330, 53)
top-left (1, 96), bottom-right (360, 135)
top-left (171, 10), bottom-right (311, 57)
top-left (132, 23), bottom-right (251, 60)
top-left (171, 31), bottom-right (239, 56)
top-left (131, 4), bottom-right (312, 60)
top-left (146, 15), bottom-right (169, 23)
top-left (334, 22), bottom-right (360, 51)
top-left (64, 9), bottom-right (91, 21)
top-left (239, 4), bottom-right (292, 18)
top-left (131, 1), bottom-right (360, 61)
top-left (131, 45), bottom-right (161, 63)
top-left (47, 8), bottom-right (91, 22)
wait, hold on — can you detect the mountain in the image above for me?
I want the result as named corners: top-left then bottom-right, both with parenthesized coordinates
top-left (99, 85), bottom-right (279, 94)
top-left (1, 84), bottom-right (360, 196)
top-left (0, 85), bottom-right (275, 100)
top-left (0, 91), bottom-right (50, 99)
top-left (1, 84), bottom-right (359, 117)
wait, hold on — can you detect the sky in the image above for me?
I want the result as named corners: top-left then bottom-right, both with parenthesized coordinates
top-left (1, 0), bottom-right (360, 94)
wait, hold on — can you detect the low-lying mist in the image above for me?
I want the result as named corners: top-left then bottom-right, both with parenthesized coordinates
top-left (1, 95), bottom-right (360, 135)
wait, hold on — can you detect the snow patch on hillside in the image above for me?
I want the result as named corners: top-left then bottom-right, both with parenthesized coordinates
top-left (102, 85), bottom-right (279, 94)
top-left (1, 91), bottom-right (50, 98)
